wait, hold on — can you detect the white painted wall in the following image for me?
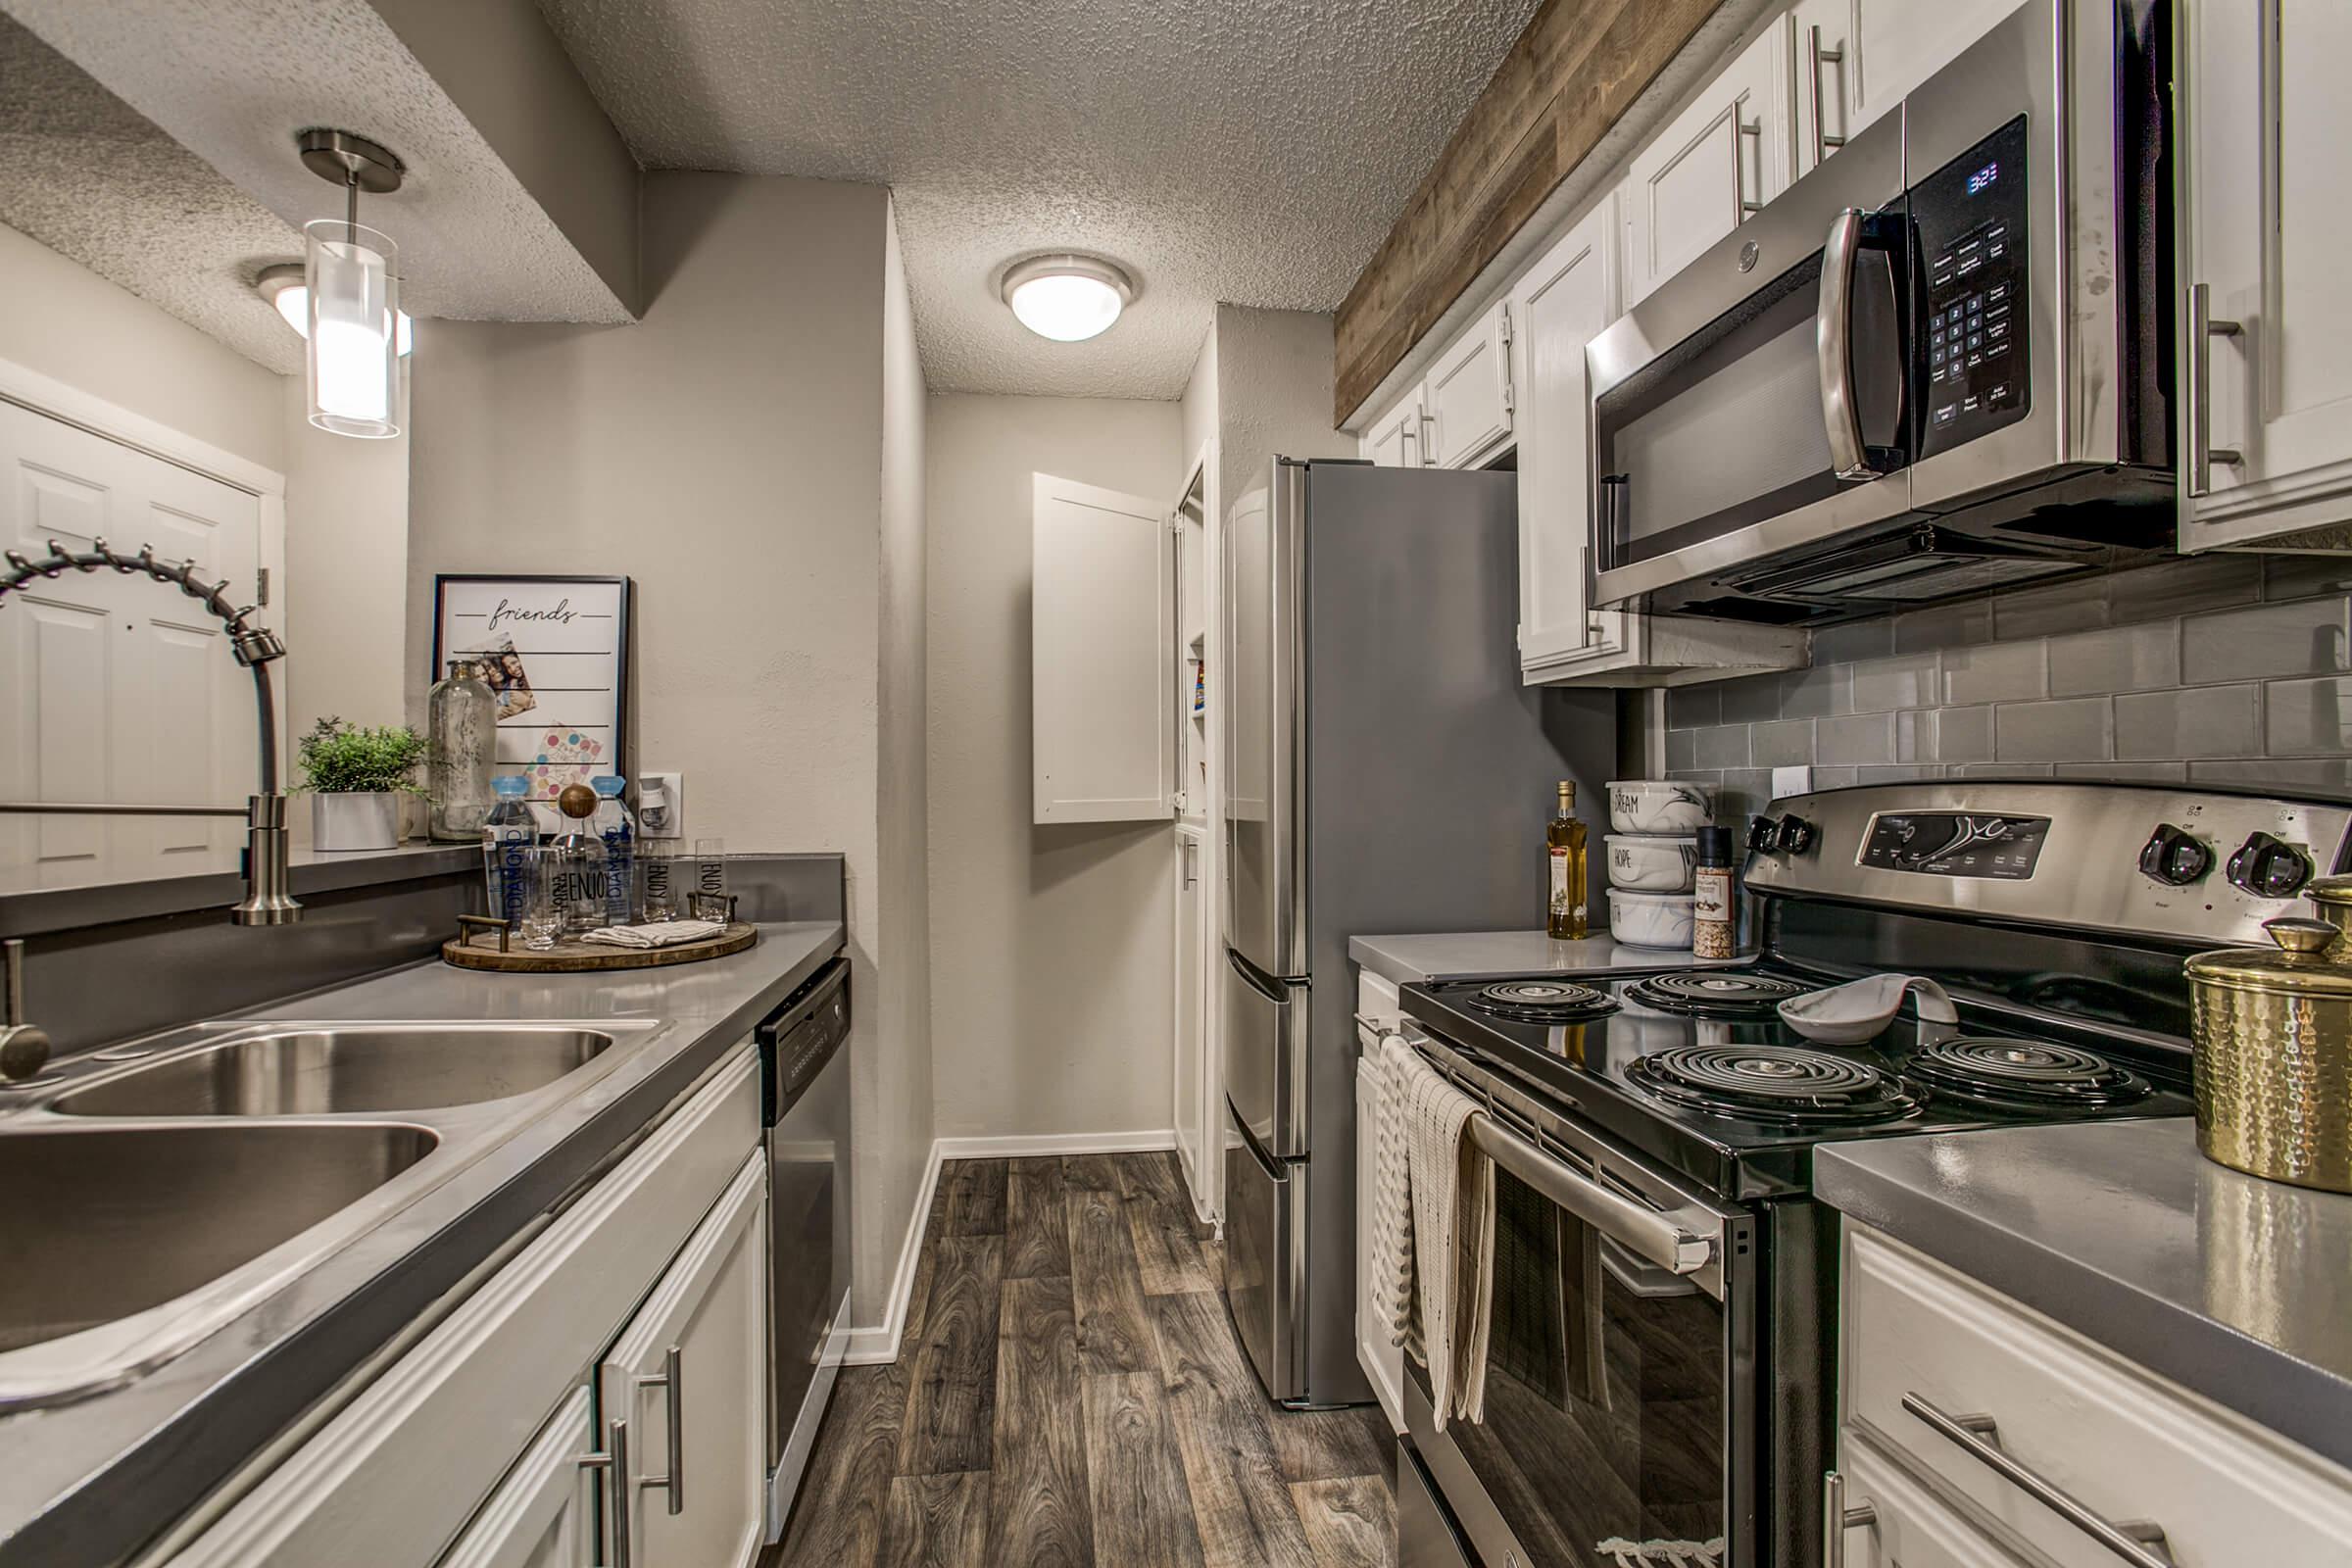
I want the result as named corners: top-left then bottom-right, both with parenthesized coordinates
top-left (1179, 320), bottom-right (1217, 476)
top-left (1212, 304), bottom-right (1354, 510)
top-left (0, 221), bottom-right (282, 471)
top-left (926, 393), bottom-right (1184, 1141)
top-left (404, 172), bottom-right (922, 1327)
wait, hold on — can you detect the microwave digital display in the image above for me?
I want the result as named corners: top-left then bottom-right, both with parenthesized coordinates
top-left (1914, 116), bottom-right (2032, 459)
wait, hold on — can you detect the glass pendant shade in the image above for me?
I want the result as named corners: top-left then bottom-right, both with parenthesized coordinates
top-left (304, 218), bottom-right (401, 439)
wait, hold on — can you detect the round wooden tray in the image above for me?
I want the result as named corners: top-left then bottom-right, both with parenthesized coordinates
top-left (441, 921), bottom-right (759, 973)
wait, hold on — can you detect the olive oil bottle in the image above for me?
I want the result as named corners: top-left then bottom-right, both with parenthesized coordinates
top-left (1546, 780), bottom-right (1589, 940)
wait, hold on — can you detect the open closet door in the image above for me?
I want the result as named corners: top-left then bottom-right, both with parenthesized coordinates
top-left (1031, 472), bottom-right (1174, 824)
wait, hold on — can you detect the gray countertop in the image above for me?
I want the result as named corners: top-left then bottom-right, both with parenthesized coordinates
top-left (1349, 929), bottom-right (1748, 985)
top-left (0, 920), bottom-right (844, 1567)
top-left (1817, 1117), bottom-right (2352, 1472)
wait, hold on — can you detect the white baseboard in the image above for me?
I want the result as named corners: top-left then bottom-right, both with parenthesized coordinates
top-left (934, 1127), bottom-right (1177, 1159)
top-left (837, 1138), bottom-right (944, 1366)
top-left (832, 1129), bottom-right (1179, 1364)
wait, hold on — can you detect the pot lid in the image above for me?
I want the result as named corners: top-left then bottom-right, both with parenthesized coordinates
top-left (2185, 916), bottom-right (2352, 994)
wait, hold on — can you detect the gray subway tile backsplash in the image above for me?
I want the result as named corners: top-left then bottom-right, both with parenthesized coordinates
top-left (1656, 557), bottom-right (2352, 807)
top-left (2180, 596), bottom-right (2350, 684)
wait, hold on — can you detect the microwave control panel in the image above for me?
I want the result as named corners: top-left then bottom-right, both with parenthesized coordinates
top-left (1914, 116), bottom-right (2031, 459)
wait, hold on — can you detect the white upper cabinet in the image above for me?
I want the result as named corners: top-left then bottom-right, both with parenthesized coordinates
top-left (1624, 16), bottom-right (1795, 306)
top-left (1508, 190), bottom-right (1809, 688)
top-left (1032, 472), bottom-right (1178, 823)
top-left (1360, 386), bottom-right (1425, 467)
top-left (1795, 0), bottom-right (2032, 175)
top-left (2180, 0), bottom-right (2352, 552)
top-left (1423, 300), bottom-right (1514, 468)
top-left (1510, 195), bottom-right (1627, 675)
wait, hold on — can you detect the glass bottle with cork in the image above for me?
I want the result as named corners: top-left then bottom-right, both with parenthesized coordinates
top-left (1546, 780), bottom-right (1589, 940)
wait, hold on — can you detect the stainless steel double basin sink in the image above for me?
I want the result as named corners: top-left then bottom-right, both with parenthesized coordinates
top-left (0, 1019), bottom-right (658, 1410)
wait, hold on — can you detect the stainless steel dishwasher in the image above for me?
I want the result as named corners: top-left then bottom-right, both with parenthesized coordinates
top-left (759, 956), bottom-right (851, 1538)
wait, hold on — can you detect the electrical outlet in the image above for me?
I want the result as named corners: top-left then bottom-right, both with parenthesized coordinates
top-left (637, 771), bottom-right (684, 839)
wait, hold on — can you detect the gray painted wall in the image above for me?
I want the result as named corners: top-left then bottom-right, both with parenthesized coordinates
top-left (403, 172), bottom-right (922, 1328)
top-left (924, 392), bottom-right (1185, 1141)
top-left (1662, 553), bottom-right (2352, 827)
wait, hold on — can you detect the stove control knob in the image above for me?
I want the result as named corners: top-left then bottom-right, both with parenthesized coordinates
top-left (1746, 814), bottom-right (1780, 854)
top-left (1773, 813), bottom-right (1817, 855)
top-left (2137, 823), bottom-right (2213, 887)
top-left (2227, 831), bottom-right (2313, 900)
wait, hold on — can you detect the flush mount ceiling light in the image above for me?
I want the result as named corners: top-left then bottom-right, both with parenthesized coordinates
top-left (1000, 254), bottom-right (1135, 342)
top-left (256, 264), bottom-right (413, 357)
top-left (295, 128), bottom-right (406, 439)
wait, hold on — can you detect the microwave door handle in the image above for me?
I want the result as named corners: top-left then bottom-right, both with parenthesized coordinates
top-left (1818, 209), bottom-right (1886, 481)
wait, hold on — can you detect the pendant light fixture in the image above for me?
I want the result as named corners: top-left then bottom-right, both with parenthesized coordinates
top-left (296, 128), bottom-right (405, 439)
top-left (256, 264), bottom-right (413, 357)
top-left (1000, 254), bottom-right (1135, 342)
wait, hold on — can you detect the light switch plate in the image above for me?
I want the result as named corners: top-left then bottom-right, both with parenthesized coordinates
top-left (638, 771), bottom-right (683, 839)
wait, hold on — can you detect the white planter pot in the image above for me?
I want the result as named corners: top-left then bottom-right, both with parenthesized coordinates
top-left (312, 791), bottom-right (401, 853)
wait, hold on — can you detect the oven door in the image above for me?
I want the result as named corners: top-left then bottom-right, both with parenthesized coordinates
top-left (1589, 105), bottom-right (1914, 615)
top-left (1401, 1089), bottom-right (1757, 1568)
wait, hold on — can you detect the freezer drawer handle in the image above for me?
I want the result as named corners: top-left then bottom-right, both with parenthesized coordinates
top-left (1902, 1393), bottom-right (2176, 1567)
top-left (1822, 1470), bottom-right (1877, 1568)
top-left (576, 1415), bottom-right (633, 1568)
top-left (636, 1345), bottom-right (685, 1514)
top-left (1468, 1112), bottom-right (1712, 1276)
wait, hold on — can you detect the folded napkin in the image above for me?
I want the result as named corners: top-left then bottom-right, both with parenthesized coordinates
top-left (580, 918), bottom-right (728, 950)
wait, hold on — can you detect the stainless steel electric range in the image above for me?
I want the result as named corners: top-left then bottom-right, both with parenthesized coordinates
top-left (1388, 780), bottom-right (2352, 1568)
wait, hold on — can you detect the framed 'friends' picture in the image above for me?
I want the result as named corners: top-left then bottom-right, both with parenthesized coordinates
top-left (431, 574), bottom-right (633, 824)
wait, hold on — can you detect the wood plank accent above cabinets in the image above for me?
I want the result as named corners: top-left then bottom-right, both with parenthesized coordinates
top-left (1331, 0), bottom-right (1729, 425)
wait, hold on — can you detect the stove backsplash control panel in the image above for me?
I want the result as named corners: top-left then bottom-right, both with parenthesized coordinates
top-left (1861, 812), bottom-right (2048, 878)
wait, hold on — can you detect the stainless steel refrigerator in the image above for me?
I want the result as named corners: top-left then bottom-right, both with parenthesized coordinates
top-left (1219, 457), bottom-right (1613, 1407)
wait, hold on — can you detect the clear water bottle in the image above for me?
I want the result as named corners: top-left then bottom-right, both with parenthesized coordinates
top-left (592, 775), bottom-right (637, 927)
top-left (548, 783), bottom-right (610, 936)
top-left (481, 775), bottom-right (537, 925)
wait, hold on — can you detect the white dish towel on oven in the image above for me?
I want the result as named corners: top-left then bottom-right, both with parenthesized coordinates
top-left (1374, 1032), bottom-right (1496, 1428)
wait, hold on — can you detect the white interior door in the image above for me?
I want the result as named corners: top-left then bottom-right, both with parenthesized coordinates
top-left (0, 401), bottom-right (261, 887)
top-left (1032, 471), bottom-right (1174, 824)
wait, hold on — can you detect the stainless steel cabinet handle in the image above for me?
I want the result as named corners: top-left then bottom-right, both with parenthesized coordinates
top-left (1818, 209), bottom-right (1886, 480)
top-left (1902, 1393), bottom-right (2176, 1567)
top-left (1732, 116), bottom-right (1764, 217)
top-left (1808, 26), bottom-right (1848, 167)
top-left (2187, 282), bottom-right (2245, 497)
top-left (1183, 839), bottom-right (1199, 888)
top-left (577, 1415), bottom-right (633, 1568)
top-left (636, 1345), bottom-right (684, 1514)
top-left (1823, 1470), bottom-right (1876, 1568)
top-left (1468, 1111), bottom-right (1712, 1275)
top-left (1417, 408), bottom-right (1438, 466)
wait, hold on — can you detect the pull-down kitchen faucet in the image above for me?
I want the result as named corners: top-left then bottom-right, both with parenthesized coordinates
top-left (0, 538), bottom-right (301, 934)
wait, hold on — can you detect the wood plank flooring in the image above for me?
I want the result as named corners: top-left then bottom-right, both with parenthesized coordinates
top-left (769, 1152), bottom-right (1396, 1568)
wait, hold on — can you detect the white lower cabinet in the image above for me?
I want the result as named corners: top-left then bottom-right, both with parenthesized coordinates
top-left (1172, 822), bottom-right (1217, 1223)
top-left (1839, 1222), bottom-right (2352, 1568)
top-left (597, 1155), bottom-right (770, 1568)
top-left (167, 1046), bottom-right (767, 1568)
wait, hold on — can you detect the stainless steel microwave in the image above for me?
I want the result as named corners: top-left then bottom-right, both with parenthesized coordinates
top-left (1588, 0), bottom-right (2172, 624)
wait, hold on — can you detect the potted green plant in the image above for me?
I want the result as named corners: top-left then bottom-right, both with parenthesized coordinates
top-left (298, 716), bottom-right (429, 852)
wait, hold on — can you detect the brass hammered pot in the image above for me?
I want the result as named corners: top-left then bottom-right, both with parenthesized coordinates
top-left (2185, 887), bottom-right (2352, 1193)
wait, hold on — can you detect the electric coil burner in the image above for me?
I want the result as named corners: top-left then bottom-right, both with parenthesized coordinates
top-left (1624, 971), bottom-right (1816, 1018)
top-left (1465, 978), bottom-right (1619, 1023)
top-left (1626, 1044), bottom-right (1921, 1125)
top-left (1900, 1037), bottom-right (2152, 1110)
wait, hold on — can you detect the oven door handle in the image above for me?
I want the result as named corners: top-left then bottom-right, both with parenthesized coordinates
top-left (1469, 1112), bottom-right (1714, 1276)
top-left (1818, 207), bottom-right (1890, 482)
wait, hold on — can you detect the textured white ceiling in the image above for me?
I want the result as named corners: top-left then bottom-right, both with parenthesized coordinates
top-left (535, 0), bottom-right (1542, 397)
top-left (0, 0), bottom-right (632, 349)
top-left (0, 13), bottom-right (307, 374)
